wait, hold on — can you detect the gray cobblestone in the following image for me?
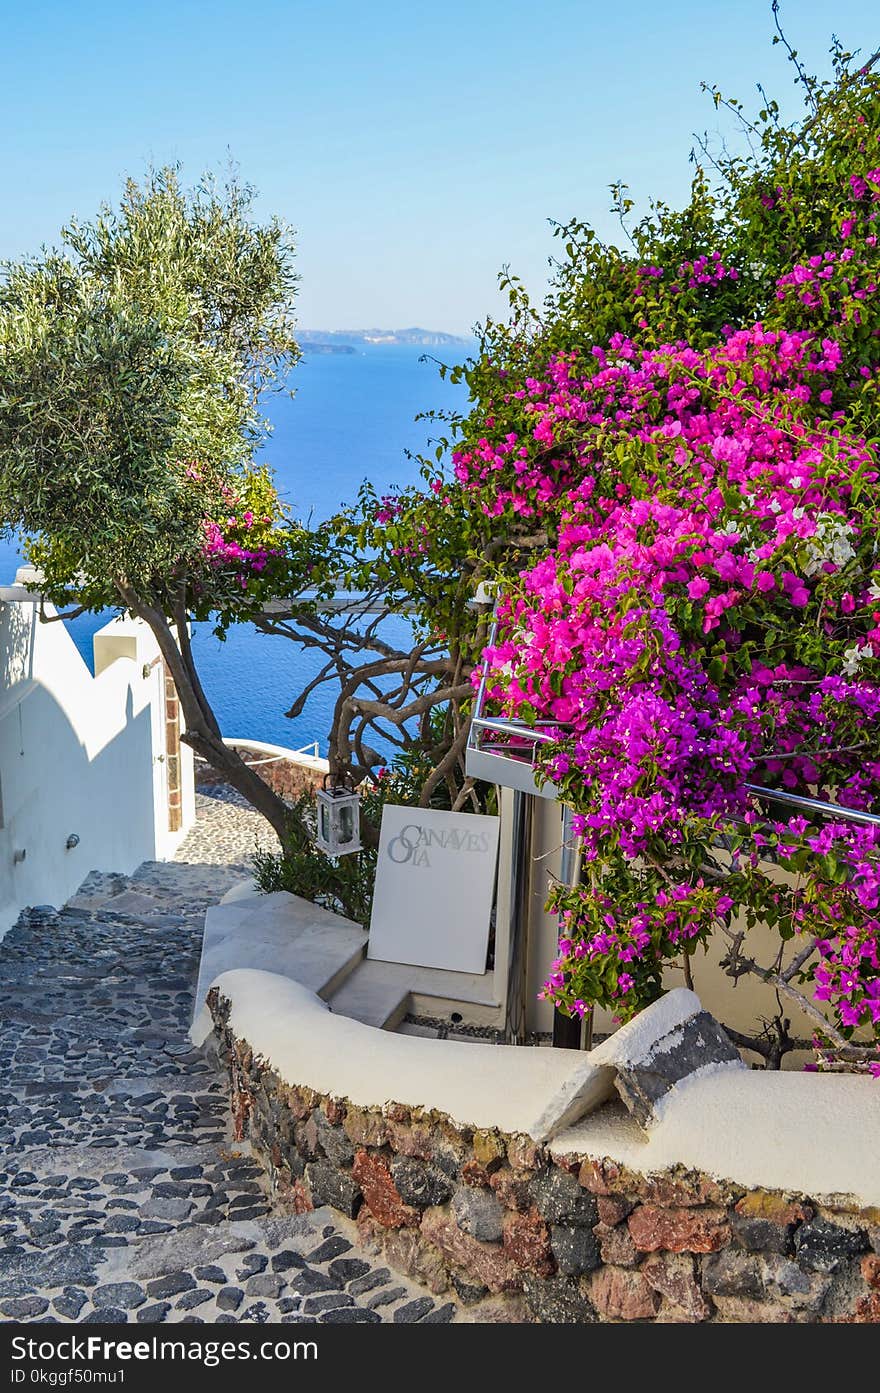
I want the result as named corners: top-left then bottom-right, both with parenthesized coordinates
top-left (0, 793), bottom-right (460, 1326)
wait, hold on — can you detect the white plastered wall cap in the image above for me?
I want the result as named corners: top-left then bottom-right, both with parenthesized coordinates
top-left (206, 968), bottom-right (612, 1141)
top-left (529, 989), bottom-right (722, 1142)
top-left (588, 987), bottom-right (705, 1069)
top-left (201, 979), bottom-right (727, 1145)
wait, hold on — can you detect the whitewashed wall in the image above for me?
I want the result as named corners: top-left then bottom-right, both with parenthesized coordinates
top-left (0, 588), bottom-right (195, 939)
top-left (518, 797), bottom-right (861, 1058)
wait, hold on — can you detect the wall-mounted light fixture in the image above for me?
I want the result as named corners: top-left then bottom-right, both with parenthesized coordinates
top-left (65, 833), bottom-right (80, 850)
top-left (12, 848), bottom-right (26, 864)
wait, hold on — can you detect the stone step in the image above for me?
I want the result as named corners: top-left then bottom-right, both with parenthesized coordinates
top-left (326, 959), bottom-right (411, 1031)
top-left (190, 894), bottom-right (368, 1045)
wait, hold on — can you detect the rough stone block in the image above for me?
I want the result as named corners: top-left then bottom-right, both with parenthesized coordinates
top-left (735, 1191), bottom-right (812, 1226)
top-left (578, 1158), bottom-right (623, 1196)
top-left (451, 1270), bottom-right (489, 1304)
top-left (635, 1172), bottom-right (729, 1207)
top-left (289, 1178), bottom-right (313, 1214)
top-left (530, 1167), bottom-right (598, 1227)
top-left (322, 1097), bottom-right (346, 1126)
top-left (597, 1195), bottom-right (634, 1227)
top-left (383, 1227), bottom-right (449, 1295)
top-left (502, 1210), bottom-right (554, 1276)
top-left (282, 1085), bottom-right (313, 1122)
top-left (386, 1119), bottom-right (435, 1161)
top-left (590, 1266), bottom-right (661, 1321)
top-left (506, 1136), bottom-right (544, 1172)
top-left (760, 1254), bottom-right (832, 1312)
top-left (472, 1131), bottom-right (506, 1168)
top-left (315, 1114), bottom-right (355, 1168)
top-left (293, 1115), bottom-right (320, 1161)
top-left (420, 1207), bottom-right (521, 1293)
top-left (845, 1291), bottom-right (880, 1323)
top-left (550, 1224), bottom-right (601, 1276)
top-left (862, 1254), bottom-right (880, 1289)
top-left (343, 1107), bottom-right (388, 1149)
top-left (702, 1248), bottom-right (764, 1299)
top-left (452, 1187), bottom-right (504, 1243)
top-left (521, 1274), bottom-right (596, 1324)
top-left (352, 1150), bottom-right (418, 1230)
top-left (596, 1223), bottom-right (640, 1268)
top-left (389, 1156), bottom-right (453, 1210)
top-left (794, 1220), bottom-right (868, 1274)
top-left (731, 1214), bottom-right (786, 1255)
top-left (460, 1160), bottom-right (492, 1187)
top-left (304, 1162), bottom-right (361, 1219)
top-left (489, 1168), bottom-right (533, 1212)
top-left (641, 1253), bottom-right (710, 1321)
top-left (628, 1205), bottom-right (730, 1254)
top-left (603, 1002), bottom-right (745, 1130)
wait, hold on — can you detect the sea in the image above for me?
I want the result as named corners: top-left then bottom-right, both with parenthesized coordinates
top-left (0, 343), bottom-right (473, 755)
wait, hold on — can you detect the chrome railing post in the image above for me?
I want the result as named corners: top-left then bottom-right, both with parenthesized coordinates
top-left (553, 804), bottom-right (587, 1049)
top-left (504, 790), bottom-right (533, 1046)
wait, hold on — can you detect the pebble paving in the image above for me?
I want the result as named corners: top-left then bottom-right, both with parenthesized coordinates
top-left (0, 790), bottom-right (459, 1324)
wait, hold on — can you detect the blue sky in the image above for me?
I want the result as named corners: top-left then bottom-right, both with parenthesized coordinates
top-left (0, 1), bottom-right (877, 333)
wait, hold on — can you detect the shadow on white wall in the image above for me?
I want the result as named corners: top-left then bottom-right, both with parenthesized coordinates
top-left (0, 584), bottom-right (195, 938)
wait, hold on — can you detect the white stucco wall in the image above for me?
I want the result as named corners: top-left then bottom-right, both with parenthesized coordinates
top-left (0, 591), bottom-right (195, 938)
top-left (518, 798), bottom-right (862, 1055)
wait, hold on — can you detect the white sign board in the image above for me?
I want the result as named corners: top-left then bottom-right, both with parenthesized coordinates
top-left (368, 805), bottom-right (500, 974)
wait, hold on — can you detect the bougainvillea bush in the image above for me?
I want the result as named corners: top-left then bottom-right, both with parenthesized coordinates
top-left (475, 324), bottom-right (880, 1062)
top-left (469, 59), bottom-right (880, 1066)
top-left (358, 36), bottom-right (880, 1066)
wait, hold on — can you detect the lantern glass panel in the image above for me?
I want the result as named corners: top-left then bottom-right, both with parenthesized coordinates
top-left (315, 785), bottom-right (361, 855)
top-left (338, 801), bottom-right (355, 845)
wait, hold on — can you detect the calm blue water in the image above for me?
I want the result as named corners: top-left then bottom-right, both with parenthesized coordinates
top-left (0, 343), bottom-right (473, 754)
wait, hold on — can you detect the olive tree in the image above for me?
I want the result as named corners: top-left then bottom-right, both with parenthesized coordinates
top-left (0, 167), bottom-right (308, 844)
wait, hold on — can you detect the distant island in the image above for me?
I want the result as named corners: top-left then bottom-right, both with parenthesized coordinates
top-left (299, 341), bottom-right (357, 355)
top-left (298, 327), bottom-right (470, 348)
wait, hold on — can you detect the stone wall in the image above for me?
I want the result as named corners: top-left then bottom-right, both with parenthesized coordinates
top-left (207, 989), bottom-right (880, 1324)
top-left (196, 744), bottom-right (325, 804)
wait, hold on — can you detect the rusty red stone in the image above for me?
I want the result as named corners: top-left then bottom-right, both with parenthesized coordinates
top-left (861, 1254), bottom-right (880, 1290)
top-left (489, 1168), bottom-right (534, 1211)
top-left (352, 1148), bottom-right (419, 1229)
top-left (290, 1178), bottom-right (313, 1215)
top-left (597, 1194), bottom-right (635, 1227)
top-left (628, 1204), bottom-right (731, 1254)
top-left (461, 1160), bottom-right (493, 1188)
top-left (420, 1207), bottom-right (522, 1293)
top-left (322, 1097), bottom-right (346, 1126)
top-left (502, 1209), bottom-right (554, 1276)
top-left (846, 1292), bottom-right (880, 1323)
top-left (641, 1254), bottom-right (711, 1321)
top-left (596, 1222), bottom-right (640, 1268)
top-left (590, 1266), bottom-right (661, 1321)
top-left (578, 1158), bottom-right (622, 1195)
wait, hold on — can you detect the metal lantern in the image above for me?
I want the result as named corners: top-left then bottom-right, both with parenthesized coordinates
top-left (315, 776), bottom-right (361, 856)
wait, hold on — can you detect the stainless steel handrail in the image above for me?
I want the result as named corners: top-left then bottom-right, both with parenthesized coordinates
top-left (469, 653), bottom-right (880, 828)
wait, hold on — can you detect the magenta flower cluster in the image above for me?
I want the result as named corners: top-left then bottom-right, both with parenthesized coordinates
top-left (453, 216), bottom-right (880, 1053)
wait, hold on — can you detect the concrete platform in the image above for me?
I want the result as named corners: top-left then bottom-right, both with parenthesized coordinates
top-left (210, 880), bottom-right (504, 1033)
top-left (190, 891), bottom-right (368, 1045)
top-left (327, 959), bottom-right (411, 1030)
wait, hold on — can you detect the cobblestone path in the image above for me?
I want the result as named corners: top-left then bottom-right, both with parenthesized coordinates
top-left (0, 796), bottom-right (458, 1324)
